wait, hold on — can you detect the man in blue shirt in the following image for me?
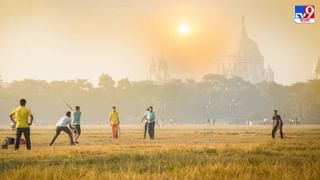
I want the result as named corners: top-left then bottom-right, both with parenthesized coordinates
top-left (146, 106), bottom-right (156, 140)
top-left (72, 106), bottom-right (81, 144)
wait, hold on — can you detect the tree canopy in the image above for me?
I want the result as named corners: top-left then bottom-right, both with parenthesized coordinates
top-left (1, 74), bottom-right (319, 125)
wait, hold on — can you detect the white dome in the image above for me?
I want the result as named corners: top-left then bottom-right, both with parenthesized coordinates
top-left (227, 37), bottom-right (263, 59)
top-left (218, 17), bottom-right (274, 84)
top-left (225, 17), bottom-right (263, 61)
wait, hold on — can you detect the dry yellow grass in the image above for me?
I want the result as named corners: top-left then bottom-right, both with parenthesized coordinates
top-left (0, 125), bottom-right (319, 179)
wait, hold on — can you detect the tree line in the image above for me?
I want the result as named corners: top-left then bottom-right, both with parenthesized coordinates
top-left (0, 74), bottom-right (319, 125)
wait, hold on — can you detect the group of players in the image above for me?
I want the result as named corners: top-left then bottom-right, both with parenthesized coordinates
top-left (9, 98), bottom-right (283, 150)
top-left (9, 98), bottom-right (156, 150)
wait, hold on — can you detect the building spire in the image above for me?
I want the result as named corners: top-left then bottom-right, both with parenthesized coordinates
top-left (241, 16), bottom-right (247, 38)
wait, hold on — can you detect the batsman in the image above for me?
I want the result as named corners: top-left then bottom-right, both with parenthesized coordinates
top-left (64, 101), bottom-right (82, 144)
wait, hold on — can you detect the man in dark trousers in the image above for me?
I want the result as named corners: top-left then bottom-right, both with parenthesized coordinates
top-left (9, 99), bottom-right (34, 150)
top-left (272, 109), bottom-right (284, 139)
top-left (146, 106), bottom-right (156, 140)
top-left (49, 111), bottom-right (75, 146)
top-left (141, 108), bottom-right (150, 139)
top-left (72, 106), bottom-right (81, 144)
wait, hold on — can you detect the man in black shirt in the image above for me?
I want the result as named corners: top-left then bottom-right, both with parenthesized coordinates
top-left (272, 110), bottom-right (284, 139)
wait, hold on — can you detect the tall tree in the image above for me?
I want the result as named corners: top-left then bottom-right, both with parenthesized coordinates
top-left (98, 74), bottom-right (115, 89)
top-left (117, 78), bottom-right (131, 90)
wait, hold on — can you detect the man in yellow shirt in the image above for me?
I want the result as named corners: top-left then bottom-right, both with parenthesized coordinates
top-left (9, 99), bottom-right (34, 150)
top-left (109, 106), bottom-right (120, 139)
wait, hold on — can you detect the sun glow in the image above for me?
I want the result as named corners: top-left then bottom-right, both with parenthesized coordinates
top-left (178, 23), bottom-right (190, 35)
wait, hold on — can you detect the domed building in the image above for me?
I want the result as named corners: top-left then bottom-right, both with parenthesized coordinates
top-left (218, 17), bottom-right (275, 83)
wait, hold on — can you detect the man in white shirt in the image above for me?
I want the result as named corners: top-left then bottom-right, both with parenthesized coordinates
top-left (141, 108), bottom-right (149, 139)
top-left (49, 111), bottom-right (75, 146)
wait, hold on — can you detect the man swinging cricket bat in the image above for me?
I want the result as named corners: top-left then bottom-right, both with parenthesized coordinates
top-left (64, 100), bottom-right (82, 144)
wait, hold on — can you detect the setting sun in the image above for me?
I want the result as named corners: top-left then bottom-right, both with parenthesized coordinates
top-left (178, 23), bottom-right (190, 35)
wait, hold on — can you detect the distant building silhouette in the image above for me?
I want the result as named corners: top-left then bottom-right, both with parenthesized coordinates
top-left (313, 58), bottom-right (320, 79)
top-left (218, 17), bottom-right (275, 83)
top-left (147, 57), bottom-right (170, 83)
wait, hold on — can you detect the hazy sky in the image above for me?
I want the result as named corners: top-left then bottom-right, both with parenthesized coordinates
top-left (0, 0), bottom-right (319, 85)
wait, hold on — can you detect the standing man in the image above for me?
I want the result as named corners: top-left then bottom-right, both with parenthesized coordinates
top-left (141, 108), bottom-right (150, 139)
top-left (109, 106), bottom-right (120, 139)
top-left (9, 99), bottom-right (34, 150)
top-left (147, 106), bottom-right (156, 140)
top-left (272, 109), bottom-right (284, 139)
top-left (72, 106), bottom-right (81, 144)
top-left (49, 111), bottom-right (75, 146)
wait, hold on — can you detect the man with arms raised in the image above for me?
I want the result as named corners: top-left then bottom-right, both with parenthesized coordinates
top-left (72, 106), bottom-right (82, 144)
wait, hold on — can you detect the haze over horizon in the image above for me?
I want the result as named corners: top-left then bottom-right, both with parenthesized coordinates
top-left (0, 0), bottom-right (319, 85)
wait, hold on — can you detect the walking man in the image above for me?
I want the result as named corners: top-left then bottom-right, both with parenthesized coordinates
top-left (49, 111), bottom-right (75, 146)
top-left (72, 106), bottom-right (81, 144)
top-left (9, 99), bottom-right (34, 150)
top-left (146, 106), bottom-right (156, 140)
top-left (272, 109), bottom-right (284, 139)
top-left (109, 106), bottom-right (120, 139)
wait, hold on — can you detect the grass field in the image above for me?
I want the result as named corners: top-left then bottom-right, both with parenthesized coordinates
top-left (0, 125), bottom-right (319, 180)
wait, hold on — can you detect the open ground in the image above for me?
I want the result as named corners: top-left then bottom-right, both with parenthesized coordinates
top-left (0, 125), bottom-right (319, 179)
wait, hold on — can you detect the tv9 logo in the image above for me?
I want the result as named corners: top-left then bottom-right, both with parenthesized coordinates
top-left (295, 5), bottom-right (315, 24)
